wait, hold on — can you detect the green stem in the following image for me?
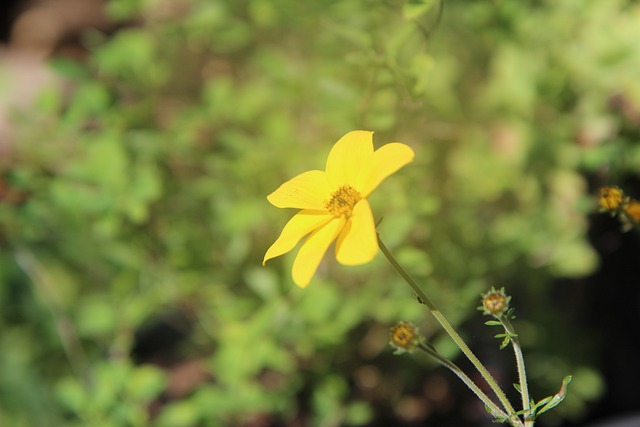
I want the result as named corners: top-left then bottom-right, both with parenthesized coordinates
top-left (378, 237), bottom-right (518, 421)
top-left (417, 343), bottom-right (509, 421)
top-left (502, 316), bottom-right (533, 426)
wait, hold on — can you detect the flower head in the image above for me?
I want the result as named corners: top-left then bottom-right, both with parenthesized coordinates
top-left (479, 287), bottom-right (511, 317)
top-left (263, 130), bottom-right (414, 287)
top-left (599, 186), bottom-right (625, 212)
top-left (624, 200), bottom-right (640, 222)
top-left (389, 321), bottom-right (422, 353)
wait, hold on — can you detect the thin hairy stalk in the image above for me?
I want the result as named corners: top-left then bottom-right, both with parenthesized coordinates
top-left (502, 316), bottom-right (532, 426)
top-left (417, 343), bottom-right (510, 422)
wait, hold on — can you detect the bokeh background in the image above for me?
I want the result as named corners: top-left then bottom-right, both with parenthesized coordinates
top-left (2, 1), bottom-right (640, 426)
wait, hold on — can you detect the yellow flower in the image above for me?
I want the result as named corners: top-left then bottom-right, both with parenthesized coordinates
top-left (263, 130), bottom-right (415, 287)
top-left (599, 186), bottom-right (625, 211)
top-left (624, 200), bottom-right (640, 222)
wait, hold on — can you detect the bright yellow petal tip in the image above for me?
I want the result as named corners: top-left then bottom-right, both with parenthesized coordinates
top-left (326, 130), bottom-right (374, 190)
top-left (263, 210), bottom-right (334, 266)
top-left (360, 142), bottom-right (415, 197)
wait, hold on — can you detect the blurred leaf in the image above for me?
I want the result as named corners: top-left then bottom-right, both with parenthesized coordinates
top-left (76, 298), bottom-right (117, 337)
top-left (313, 375), bottom-right (348, 427)
top-left (55, 377), bottom-right (86, 414)
top-left (126, 365), bottom-right (167, 402)
top-left (105, 0), bottom-right (141, 20)
top-left (156, 400), bottom-right (200, 427)
top-left (345, 401), bottom-right (373, 425)
top-left (403, 0), bottom-right (436, 20)
top-left (245, 267), bottom-right (279, 300)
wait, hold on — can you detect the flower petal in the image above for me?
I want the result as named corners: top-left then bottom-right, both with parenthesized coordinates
top-left (267, 170), bottom-right (332, 210)
top-left (263, 210), bottom-right (334, 265)
top-left (335, 199), bottom-right (378, 265)
top-left (360, 142), bottom-right (415, 197)
top-left (292, 217), bottom-right (345, 287)
top-left (325, 130), bottom-right (374, 190)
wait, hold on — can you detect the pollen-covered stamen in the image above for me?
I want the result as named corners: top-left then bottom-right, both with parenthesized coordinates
top-left (325, 185), bottom-right (362, 218)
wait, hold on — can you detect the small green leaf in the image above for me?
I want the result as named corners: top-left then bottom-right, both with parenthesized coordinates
top-left (512, 408), bottom-right (528, 418)
top-left (530, 396), bottom-right (553, 416)
top-left (499, 336), bottom-right (511, 349)
top-left (536, 376), bottom-right (572, 417)
top-left (513, 383), bottom-right (522, 394)
top-left (485, 320), bottom-right (502, 326)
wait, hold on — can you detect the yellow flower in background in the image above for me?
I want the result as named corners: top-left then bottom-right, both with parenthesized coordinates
top-left (263, 130), bottom-right (415, 287)
top-left (598, 186), bottom-right (625, 211)
top-left (624, 200), bottom-right (640, 222)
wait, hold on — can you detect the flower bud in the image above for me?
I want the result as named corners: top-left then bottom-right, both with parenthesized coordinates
top-left (599, 186), bottom-right (625, 211)
top-left (389, 321), bottom-right (422, 353)
top-left (480, 287), bottom-right (511, 317)
top-left (624, 200), bottom-right (640, 222)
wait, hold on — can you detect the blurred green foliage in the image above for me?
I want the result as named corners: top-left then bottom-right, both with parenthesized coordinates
top-left (2, 0), bottom-right (639, 425)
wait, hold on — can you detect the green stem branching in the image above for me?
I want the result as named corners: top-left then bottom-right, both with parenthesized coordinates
top-left (378, 236), bottom-right (521, 426)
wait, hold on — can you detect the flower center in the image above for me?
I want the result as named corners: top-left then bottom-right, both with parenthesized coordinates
top-left (325, 185), bottom-right (362, 218)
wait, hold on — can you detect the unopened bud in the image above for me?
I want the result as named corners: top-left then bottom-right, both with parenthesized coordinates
top-left (480, 287), bottom-right (511, 317)
top-left (599, 186), bottom-right (625, 211)
top-left (389, 321), bottom-right (422, 353)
